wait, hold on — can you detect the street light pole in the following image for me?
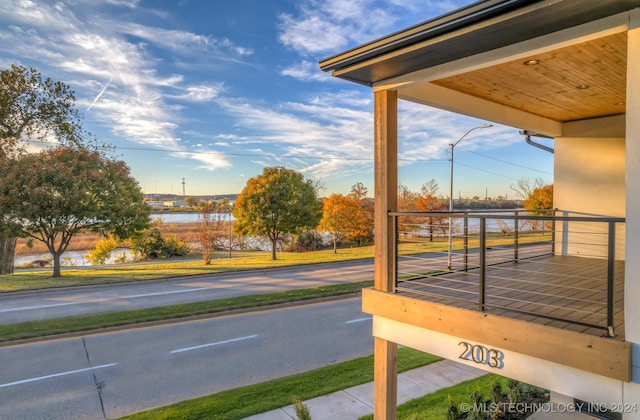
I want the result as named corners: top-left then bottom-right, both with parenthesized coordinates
top-left (448, 124), bottom-right (492, 269)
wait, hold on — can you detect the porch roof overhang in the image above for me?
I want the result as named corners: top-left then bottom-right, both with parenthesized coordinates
top-left (319, 0), bottom-right (640, 136)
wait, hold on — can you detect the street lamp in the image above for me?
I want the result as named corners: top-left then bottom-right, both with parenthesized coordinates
top-left (448, 124), bottom-right (493, 269)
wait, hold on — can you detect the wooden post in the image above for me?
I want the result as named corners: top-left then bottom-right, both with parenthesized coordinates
top-left (373, 89), bottom-right (398, 420)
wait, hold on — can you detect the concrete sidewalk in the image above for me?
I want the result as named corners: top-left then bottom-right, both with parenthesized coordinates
top-left (244, 360), bottom-right (597, 420)
top-left (244, 360), bottom-right (485, 420)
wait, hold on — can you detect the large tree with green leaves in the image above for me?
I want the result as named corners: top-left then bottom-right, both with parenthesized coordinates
top-left (233, 167), bottom-right (321, 260)
top-left (0, 65), bottom-right (88, 273)
top-left (0, 146), bottom-right (150, 277)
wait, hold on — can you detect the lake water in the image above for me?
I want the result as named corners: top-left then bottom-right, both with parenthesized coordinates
top-left (14, 212), bottom-right (253, 268)
top-left (14, 213), bottom-right (213, 268)
top-left (15, 211), bottom-right (529, 268)
top-left (151, 212), bottom-right (235, 223)
top-left (14, 248), bottom-right (137, 268)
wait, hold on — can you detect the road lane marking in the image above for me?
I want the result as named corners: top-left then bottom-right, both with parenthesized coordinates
top-left (345, 317), bottom-right (372, 324)
top-left (0, 302), bottom-right (78, 313)
top-left (122, 287), bottom-right (208, 299)
top-left (0, 287), bottom-right (210, 313)
top-left (170, 334), bottom-right (259, 354)
top-left (0, 363), bottom-right (118, 389)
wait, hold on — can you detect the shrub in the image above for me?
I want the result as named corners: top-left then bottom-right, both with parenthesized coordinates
top-left (163, 235), bottom-right (191, 257)
top-left (86, 235), bottom-right (120, 265)
top-left (467, 390), bottom-right (484, 420)
top-left (506, 379), bottom-right (521, 404)
top-left (130, 229), bottom-right (191, 260)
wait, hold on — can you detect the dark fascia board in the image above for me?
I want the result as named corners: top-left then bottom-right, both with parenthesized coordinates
top-left (319, 0), bottom-right (640, 86)
top-left (319, 0), bottom-right (530, 72)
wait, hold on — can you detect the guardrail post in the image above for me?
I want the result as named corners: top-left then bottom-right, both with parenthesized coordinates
top-left (393, 214), bottom-right (398, 291)
top-left (606, 220), bottom-right (615, 337)
top-left (463, 213), bottom-right (469, 271)
top-left (514, 210), bottom-right (519, 262)
top-left (551, 209), bottom-right (557, 255)
top-left (479, 217), bottom-right (486, 311)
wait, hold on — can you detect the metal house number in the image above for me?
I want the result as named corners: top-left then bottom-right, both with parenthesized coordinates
top-left (458, 341), bottom-right (505, 369)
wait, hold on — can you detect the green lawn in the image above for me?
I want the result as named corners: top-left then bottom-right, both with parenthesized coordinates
top-left (359, 374), bottom-right (548, 420)
top-left (0, 280), bottom-right (372, 343)
top-left (2, 232), bottom-right (550, 293)
top-left (2, 248), bottom-right (376, 292)
top-left (359, 374), bottom-right (506, 420)
top-left (119, 347), bottom-right (442, 420)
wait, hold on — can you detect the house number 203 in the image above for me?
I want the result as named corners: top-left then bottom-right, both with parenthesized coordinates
top-left (458, 341), bottom-right (505, 369)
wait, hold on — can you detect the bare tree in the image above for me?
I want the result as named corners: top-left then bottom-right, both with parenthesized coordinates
top-left (510, 177), bottom-right (545, 200)
top-left (198, 199), bottom-right (231, 264)
top-left (416, 179), bottom-right (446, 241)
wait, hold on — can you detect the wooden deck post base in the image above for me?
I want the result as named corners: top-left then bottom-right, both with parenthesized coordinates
top-left (374, 337), bottom-right (398, 420)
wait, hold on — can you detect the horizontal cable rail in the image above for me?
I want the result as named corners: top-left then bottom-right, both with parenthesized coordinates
top-left (389, 209), bottom-right (625, 337)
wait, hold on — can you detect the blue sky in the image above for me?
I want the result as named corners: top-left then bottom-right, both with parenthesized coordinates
top-left (0, 0), bottom-right (553, 199)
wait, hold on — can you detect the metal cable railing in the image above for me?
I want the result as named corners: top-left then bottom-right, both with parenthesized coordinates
top-left (390, 209), bottom-right (625, 337)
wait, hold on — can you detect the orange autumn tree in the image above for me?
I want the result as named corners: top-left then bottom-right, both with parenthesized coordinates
top-left (523, 184), bottom-right (553, 211)
top-left (318, 193), bottom-right (361, 253)
top-left (319, 184), bottom-right (373, 253)
top-left (345, 182), bottom-right (374, 246)
top-left (524, 184), bottom-right (554, 231)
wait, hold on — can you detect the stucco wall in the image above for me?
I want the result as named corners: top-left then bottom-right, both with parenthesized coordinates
top-left (554, 137), bottom-right (625, 259)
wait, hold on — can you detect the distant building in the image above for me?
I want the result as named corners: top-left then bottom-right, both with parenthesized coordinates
top-left (163, 200), bottom-right (187, 208)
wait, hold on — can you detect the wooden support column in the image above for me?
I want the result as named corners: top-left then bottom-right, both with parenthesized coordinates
top-left (374, 89), bottom-right (398, 292)
top-left (373, 89), bottom-right (398, 420)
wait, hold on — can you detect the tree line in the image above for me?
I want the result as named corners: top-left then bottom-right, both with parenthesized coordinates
top-left (0, 64), bottom-right (553, 276)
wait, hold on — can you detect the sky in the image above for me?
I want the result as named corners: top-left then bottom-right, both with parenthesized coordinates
top-left (0, 0), bottom-right (553, 199)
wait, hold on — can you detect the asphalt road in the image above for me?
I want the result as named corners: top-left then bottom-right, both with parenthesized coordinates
top-left (0, 244), bottom-right (547, 325)
top-left (0, 260), bottom-right (375, 324)
top-left (0, 298), bottom-right (372, 419)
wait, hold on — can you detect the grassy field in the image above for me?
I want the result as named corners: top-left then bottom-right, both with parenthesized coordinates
top-left (3, 230), bottom-right (550, 292)
top-left (2, 247), bottom-right (376, 292)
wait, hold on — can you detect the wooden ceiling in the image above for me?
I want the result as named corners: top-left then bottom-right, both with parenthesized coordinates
top-left (431, 32), bottom-right (627, 122)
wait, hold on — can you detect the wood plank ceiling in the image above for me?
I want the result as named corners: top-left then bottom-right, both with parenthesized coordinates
top-left (431, 32), bottom-right (627, 122)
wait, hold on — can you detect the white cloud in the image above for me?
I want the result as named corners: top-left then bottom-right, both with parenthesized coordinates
top-left (170, 84), bottom-right (224, 102)
top-left (280, 61), bottom-right (332, 82)
top-left (0, 0), bottom-right (250, 171)
top-left (173, 151), bottom-right (232, 171)
top-left (215, 93), bottom-right (374, 179)
top-left (277, 0), bottom-right (406, 56)
top-left (115, 22), bottom-right (254, 60)
top-left (278, 13), bottom-right (349, 55)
